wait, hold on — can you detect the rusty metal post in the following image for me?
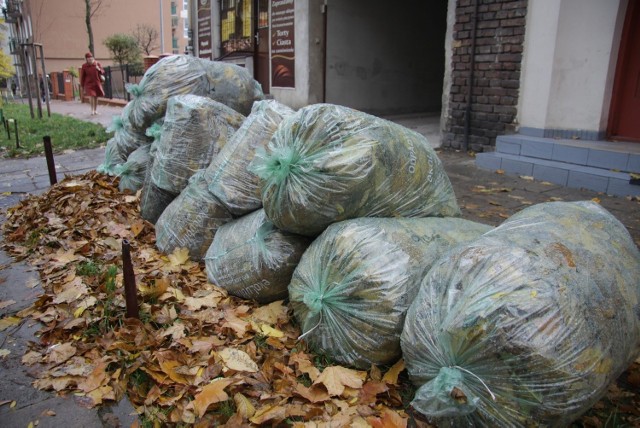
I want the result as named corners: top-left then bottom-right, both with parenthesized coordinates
top-left (43, 136), bottom-right (57, 185)
top-left (13, 119), bottom-right (19, 148)
top-left (121, 239), bottom-right (139, 319)
top-left (5, 119), bottom-right (10, 139)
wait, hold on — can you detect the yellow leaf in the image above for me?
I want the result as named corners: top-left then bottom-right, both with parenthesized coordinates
top-left (234, 393), bottom-right (256, 418)
top-left (0, 316), bottom-right (21, 331)
top-left (168, 247), bottom-right (190, 267)
top-left (130, 220), bottom-right (145, 237)
top-left (139, 277), bottom-right (170, 298)
top-left (314, 366), bottom-right (367, 396)
top-left (184, 292), bottom-right (222, 310)
top-left (591, 197), bottom-right (601, 204)
top-left (218, 348), bottom-right (259, 373)
top-left (251, 300), bottom-right (288, 324)
top-left (191, 378), bottom-right (235, 418)
top-left (0, 349), bottom-right (10, 358)
top-left (10, 400), bottom-right (16, 408)
top-left (260, 324), bottom-right (284, 338)
top-left (382, 359), bottom-right (405, 385)
top-left (159, 360), bottom-right (189, 385)
top-left (249, 404), bottom-right (287, 425)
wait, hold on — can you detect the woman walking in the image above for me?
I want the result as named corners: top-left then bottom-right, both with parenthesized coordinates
top-left (80, 52), bottom-right (105, 115)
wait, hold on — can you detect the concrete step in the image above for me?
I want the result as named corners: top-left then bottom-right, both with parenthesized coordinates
top-left (476, 151), bottom-right (640, 197)
top-left (495, 134), bottom-right (640, 172)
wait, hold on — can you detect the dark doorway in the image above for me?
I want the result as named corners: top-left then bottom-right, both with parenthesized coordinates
top-left (254, 0), bottom-right (270, 94)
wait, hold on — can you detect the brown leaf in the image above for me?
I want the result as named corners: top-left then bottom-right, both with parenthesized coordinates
top-left (313, 366), bottom-right (367, 396)
top-left (191, 378), bottom-right (235, 418)
top-left (218, 348), bottom-right (259, 373)
top-left (382, 359), bottom-right (405, 385)
top-left (233, 393), bottom-right (256, 418)
top-left (294, 383), bottom-right (330, 403)
top-left (47, 343), bottom-right (77, 365)
top-left (249, 404), bottom-right (287, 425)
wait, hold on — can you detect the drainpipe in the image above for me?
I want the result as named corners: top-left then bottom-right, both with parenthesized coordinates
top-left (463, 0), bottom-right (478, 152)
top-left (159, 0), bottom-right (165, 52)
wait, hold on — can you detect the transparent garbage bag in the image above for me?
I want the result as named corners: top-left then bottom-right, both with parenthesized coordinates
top-left (251, 103), bottom-right (460, 237)
top-left (150, 94), bottom-right (245, 195)
top-left (126, 55), bottom-right (263, 132)
top-left (114, 144), bottom-right (151, 193)
top-left (207, 99), bottom-right (295, 216)
top-left (205, 209), bottom-right (312, 303)
top-left (400, 201), bottom-right (640, 426)
top-left (97, 138), bottom-right (127, 176)
top-left (155, 170), bottom-right (234, 261)
top-left (289, 217), bottom-right (491, 369)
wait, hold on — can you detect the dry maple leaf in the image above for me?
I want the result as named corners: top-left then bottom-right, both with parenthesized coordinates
top-left (313, 366), bottom-right (367, 396)
top-left (382, 359), bottom-right (405, 385)
top-left (217, 348), bottom-right (259, 373)
top-left (190, 378), bottom-right (236, 418)
top-left (168, 247), bottom-right (190, 267)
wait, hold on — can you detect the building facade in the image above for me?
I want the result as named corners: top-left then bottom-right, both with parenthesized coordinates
top-left (193, 0), bottom-right (638, 195)
top-left (3, 0), bottom-right (190, 74)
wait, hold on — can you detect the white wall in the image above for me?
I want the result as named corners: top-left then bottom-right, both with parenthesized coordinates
top-left (271, 0), bottom-right (325, 109)
top-left (519, 0), bottom-right (626, 133)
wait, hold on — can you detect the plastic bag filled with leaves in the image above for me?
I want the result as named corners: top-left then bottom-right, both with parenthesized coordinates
top-left (97, 138), bottom-right (127, 176)
top-left (205, 209), bottom-right (312, 303)
top-left (139, 157), bottom-right (179, 224)
top-left (126, 55), bottom-right (263, 132)
top-left (400, 201), bottom-right (640, 426)
top-left (207, 99), bottom-right (295, 216)
top-left (114, 144), bottom-right (151, 193)
top-left (251, 103), bottom-right (460, 236)
top-left (150, 94), bottom-right (245, 195)
top-left (289, 217), bottom-right (491, 369)
top-left (155, 170), bottom-right (234, 260)
top-left (112, 104), bottom-right (154, 158)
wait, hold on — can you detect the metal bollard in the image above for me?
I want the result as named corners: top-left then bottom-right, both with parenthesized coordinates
top-left (13, 119), bottom-right (19, 148)
top-left (121, 239), bottom-right (139, 319)
top-left (43, 136), bottom-right (57, 185)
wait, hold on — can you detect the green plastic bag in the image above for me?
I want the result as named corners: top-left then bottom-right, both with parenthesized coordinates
top-left (252, 103), bottom-right (460, 236)
top-left (114, 144), bottom-right (151, 193)
top-left (155, 170), bottom-right (234, 260)
top-left (126, 55), bottom-right (263, 132)
top-left (150, 94), bottom-right (245, 195)
top-left (401, 201), bottom-right (640, 426)
top-left (204, 209), bottom-right (311, 303)
top-left (207, 99), bottom-right (295, 216)
top-left (289, 217), bottom-right (491, 368)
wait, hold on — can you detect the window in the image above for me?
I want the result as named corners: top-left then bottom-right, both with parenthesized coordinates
top-left (220, 0), bottom-right (253, 54)
top-left (184, 20), bottom-right (189, 39)
top-left (183, 0), bottom-right (188, 10)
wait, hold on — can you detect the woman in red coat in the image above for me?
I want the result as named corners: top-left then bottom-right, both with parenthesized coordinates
top-left (80, 52), bottom-right (105, 116)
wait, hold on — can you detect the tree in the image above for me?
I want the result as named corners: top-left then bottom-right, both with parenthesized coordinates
top-left (104, 34), bottom-right (141, 96)
top-left (84, 0), bottom-right (106, 55)
top-left (131, 24), bottom-right (159, 56)
top-left (0, 19), bottom-right (15, 79)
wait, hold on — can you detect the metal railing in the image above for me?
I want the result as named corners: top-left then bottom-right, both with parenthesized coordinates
top-left (103, 64), bottom-right (144, 101)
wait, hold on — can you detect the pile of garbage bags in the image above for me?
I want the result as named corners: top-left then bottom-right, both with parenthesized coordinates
top-left (98, 55), bottom-right (640, 426)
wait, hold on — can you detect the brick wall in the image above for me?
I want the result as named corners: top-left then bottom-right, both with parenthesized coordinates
top-left (442, 0), bottom-right (527, 152)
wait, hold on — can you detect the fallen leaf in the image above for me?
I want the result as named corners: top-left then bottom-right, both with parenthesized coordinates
top-left (382, 359), bottom-right (405, 385)
top-left (22, 351), bottom-right (43, 366)
top-left (218, 348), bottom-right (259, 373)
top-left (47, 343), bottom-right (77, 365)
top-left (168, 247), bottom-right (190, 267)
top-left (130, 220), bottom-right (145, 237)
top-left (233, 392), bottom-right (256, 419)
top-left (0, 316), bottom-right (22, 331)
top-left (0, 349), bottom-right (10, 358)
top-left (260, 324), bottom-right (284, 338)
top-left (249, 404), bottom-right (287, 425)
top-left (43, 409), bottom-right (56, 416)
top-left (314, 366), bottom-right (367, 396)
top-left (190, 378), bottom-right (235, 418)
top-left (139, 277), bottom-right (170, 299)
top-left (0, 300), bottom-right (16, 309)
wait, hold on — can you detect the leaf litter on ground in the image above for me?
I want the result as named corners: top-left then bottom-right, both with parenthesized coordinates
top-left (1, 171), bottom-right (638, 427)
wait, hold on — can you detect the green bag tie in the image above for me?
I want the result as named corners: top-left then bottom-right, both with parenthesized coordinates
top-left (411, 366), bottom-right (490, 418)
top-left (251, 146), bottom-right (310, 186)
top-left (126, 83), bottom-right (144, 97)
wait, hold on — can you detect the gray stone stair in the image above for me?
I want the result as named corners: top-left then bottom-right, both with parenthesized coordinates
top-left (475, 134), bottom-right (640, 197)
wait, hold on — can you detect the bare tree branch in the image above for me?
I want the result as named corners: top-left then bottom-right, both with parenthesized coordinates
top-left (131, 23), bottom-right (159, 56)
